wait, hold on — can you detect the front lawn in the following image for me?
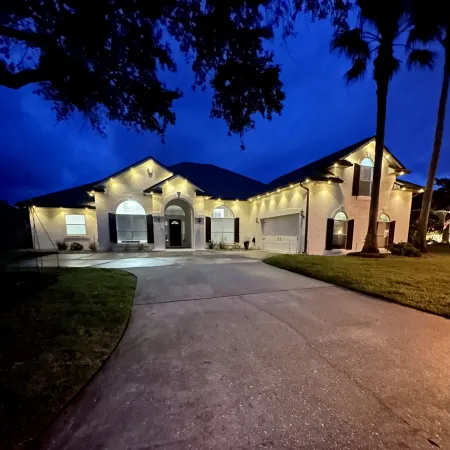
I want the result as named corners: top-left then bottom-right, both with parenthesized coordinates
top-left (264, 245), bottom-right (450, 318)
top-left (0, 268), bottom-right (136, 450)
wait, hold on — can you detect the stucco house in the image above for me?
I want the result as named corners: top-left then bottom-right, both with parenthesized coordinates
top-left (17, 136), bottom-right (423, 255)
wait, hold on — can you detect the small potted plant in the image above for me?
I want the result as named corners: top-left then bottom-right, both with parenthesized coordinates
top-left (243, 236), bottom-right (250, 250)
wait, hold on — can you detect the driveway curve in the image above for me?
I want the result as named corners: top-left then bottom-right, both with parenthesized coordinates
top-left (42, 255), bottom-right (450, 450)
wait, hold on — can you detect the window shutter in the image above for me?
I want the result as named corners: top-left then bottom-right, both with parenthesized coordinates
top-left (388, 221), bottom-right (396, 244)
top-left (205, 216), bottom-right (211, 242)
top-left (234, 217), bottom-right (240, 243)
top-left (346, 219), bottom-right (354, 250)
top-left (325, 218), bottom-right (334, 250)
top-left (146, 215), bottom-right (154, 244)
top-left (352, 164), bottom-right (360, 196)
top-left (108, 213), bottom-right (117, 243)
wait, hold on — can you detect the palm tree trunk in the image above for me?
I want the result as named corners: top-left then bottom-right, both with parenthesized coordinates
top-left (414, 48), bottom-right (450, 252)
top-left (362, 80), bottom-right (388, 253)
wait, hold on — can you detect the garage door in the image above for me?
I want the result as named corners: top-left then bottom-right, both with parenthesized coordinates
top-left (262, 214), bottom-right (299, 254)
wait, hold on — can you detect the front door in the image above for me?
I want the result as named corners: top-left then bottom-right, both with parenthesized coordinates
top-left (169, 219), bottom-right (182, 247)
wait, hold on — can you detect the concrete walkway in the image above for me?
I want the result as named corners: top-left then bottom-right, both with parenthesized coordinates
top-left (41, 255), bottom-right (450, 450)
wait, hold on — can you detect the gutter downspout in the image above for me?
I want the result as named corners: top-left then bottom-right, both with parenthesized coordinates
top-left (300, 183), bottom-right (310, 254)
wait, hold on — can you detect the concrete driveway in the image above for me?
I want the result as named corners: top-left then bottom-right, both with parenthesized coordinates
top-left (42, 254), bottom-right (450, 450)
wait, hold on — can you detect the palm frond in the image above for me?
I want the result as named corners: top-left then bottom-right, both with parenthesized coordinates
top-left (330, 28), bottom-right (371, 60)
top-left (407, 48), bottom-right (436, 70)
top-left (344, 57), bottom-right (367, 83)
top-left (407, 25), bottom-right (441, 48)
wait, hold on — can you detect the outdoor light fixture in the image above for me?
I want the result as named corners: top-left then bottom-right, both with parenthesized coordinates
top-left (147, 168), bottom-right (153, 178)
top-left (277, 189), bottom-right (280, 192)
top-left (290, 184), bottom-right (294, 188)
top-left (150, 191), bottom-right (153, 195)
top-left (419, 188), bottom-right (424, 193)
top-left (305, 178), bottom-right (310, 183)
top-left (399, 171), bottom-right (404, 176)
top-left (218, 198), bottom-right (221, 201)
top-left (328, 180), bottom-right (331, 184)
top-left (401, 187), bottom-right (406, 191)
top-left (177, 191), bottom-right (181, 198)
top-left (257, 196), bottom-right (261, 199)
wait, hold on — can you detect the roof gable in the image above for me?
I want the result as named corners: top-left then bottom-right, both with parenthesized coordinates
top-left (266, 136), bottom-right (408, 191)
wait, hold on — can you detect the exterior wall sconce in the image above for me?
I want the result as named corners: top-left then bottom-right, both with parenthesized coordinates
top-left (196, 217), bottom-right (203, 224)
top-left (154, 216), bottom-right (161, 222)
top-left (147, 168), bottom-right (153, 178)
top-left (177, 191), bottom-right (181, 198)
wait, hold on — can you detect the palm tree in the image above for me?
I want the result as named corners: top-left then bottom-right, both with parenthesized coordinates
top-left (331, 0), bottom-right (412, 253)
top-left (408, 0), bottom-right (450, 252)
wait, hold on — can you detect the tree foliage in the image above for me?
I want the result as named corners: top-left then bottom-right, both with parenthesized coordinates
top-left (0, 0), bottom-right (350, 140)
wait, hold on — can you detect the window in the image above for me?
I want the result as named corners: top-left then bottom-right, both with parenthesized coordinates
top-left (116, 200), bottom-right (147, 243)
top-left (332, 211), bottom-right (348, 249)
top-left (211, 206), bottom-right (234, 242)
top-left (377, 214), bottom-right (390, 248)
top-left (359, 157), bottom-right (374, 196)
top-left (65, 214), bottom-right (86, 236)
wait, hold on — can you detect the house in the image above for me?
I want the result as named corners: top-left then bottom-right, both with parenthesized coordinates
top-left (16, 137), bottom-right (423, 254)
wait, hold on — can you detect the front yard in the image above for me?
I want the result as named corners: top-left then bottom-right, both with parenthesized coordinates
top-left (0, 268), bottom-right (136, 449)
top-left (265, 245), bottom-right (450, 318)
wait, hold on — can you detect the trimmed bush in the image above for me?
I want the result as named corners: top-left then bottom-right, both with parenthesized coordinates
top-left (56, 241), bottom-right (68, 251)
top-left (207, 241), bottom-right (215, 249)
top-left (387, 242), bottom-right (422, 257)
top-left (88, 242), bottom-right (98, 252)
top-left (70, 242), bottom-right (84, 251)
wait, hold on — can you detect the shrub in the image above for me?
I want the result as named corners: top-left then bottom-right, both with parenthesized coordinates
top-left (137, 243), bottom-right (144, 251)
top-left (70, 242), bottom-right (84, 251)
top-left (207, 241), bottom-right (215, 249)
top-left (219, 241), bottom-right (227, 249)
top-left (387, 242), bottom-right (422, 257)
top-left (88, 242), bottom-right (98, 252)
top-left (56, 241), bottom-right (68, 251)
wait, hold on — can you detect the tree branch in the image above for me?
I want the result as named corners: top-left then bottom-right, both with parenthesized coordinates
top-left (0, 61), bottom-right (47, 89)
top-left (0, 24), bottom-right (52, 48)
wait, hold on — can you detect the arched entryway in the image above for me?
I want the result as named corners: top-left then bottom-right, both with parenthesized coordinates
top-left (116, 200), bottom-right (147, 243)
top-left (164, 198), bottom-right (193, 248)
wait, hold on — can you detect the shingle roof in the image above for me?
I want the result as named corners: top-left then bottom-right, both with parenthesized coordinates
top-left (16, 137), bottom-right (416, 207)
top-left (167, 162), bottom-right (267, 200)
top-left (16, 182), bottom-right (96, 208)
top-left (266, 136), bottom-right (376, 190)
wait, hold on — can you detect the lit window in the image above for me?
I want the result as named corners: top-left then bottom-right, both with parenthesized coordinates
top-left (65, 214), bottom-right (86, 235)
top-left (116, 200), bottom-right (147, 242)
top-left (359, 157), bottom-right (374, 196)
top-left (332, 211), bottom-right (348, 249)
top-left (377, 214), bottom-right (390, 248)
top-left (211, 206), bottom-right (234, 242)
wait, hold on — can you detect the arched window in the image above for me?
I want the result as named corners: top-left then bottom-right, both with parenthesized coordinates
top-left (359, 157), bottom-right (374, 196)
top-left (116, 200), bottom-right (147, 243)
top-left (377, 213), bottom-right (391, 248)
top-left (333, 211), bottom-right (348, 249)
top-left (211, 206), bottom-right (234, 243)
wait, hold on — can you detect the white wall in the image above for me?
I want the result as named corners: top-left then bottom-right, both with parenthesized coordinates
top-left (30, 207), bottom-right (98, 250)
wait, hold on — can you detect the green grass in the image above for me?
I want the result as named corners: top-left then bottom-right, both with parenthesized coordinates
top-left (264, 244), bottom-right (450, 318)
top-left (0, 268), bottom-right (136, 449)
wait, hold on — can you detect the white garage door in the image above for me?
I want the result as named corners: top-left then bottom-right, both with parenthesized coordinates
top-left (262, 214), bottom-right (299, 254)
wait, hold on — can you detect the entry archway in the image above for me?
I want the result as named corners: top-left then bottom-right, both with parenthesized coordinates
top-left (164, 198), bottom-right (193, 248)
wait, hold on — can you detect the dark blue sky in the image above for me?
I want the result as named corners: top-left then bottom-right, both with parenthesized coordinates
top-left (1, 20), bottom-right (448, 204)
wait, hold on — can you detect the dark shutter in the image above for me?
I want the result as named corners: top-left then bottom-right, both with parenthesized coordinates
top-left (346, 219), bottom-right (354, 250)
top-left (388, 221), bottom-right (396, 244)
top-left (205, 216), bottom-right (211, 242)
top-left (234, 217), bottom-right (240, 243)
top-left (325, 218), bottom-right (334, 250)
top-left (146, 215), bottom-right (154, 244)
top-left (352, 164), bottom-right (360, 196)
top-left (108, 213), bottom-right (117, 243)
